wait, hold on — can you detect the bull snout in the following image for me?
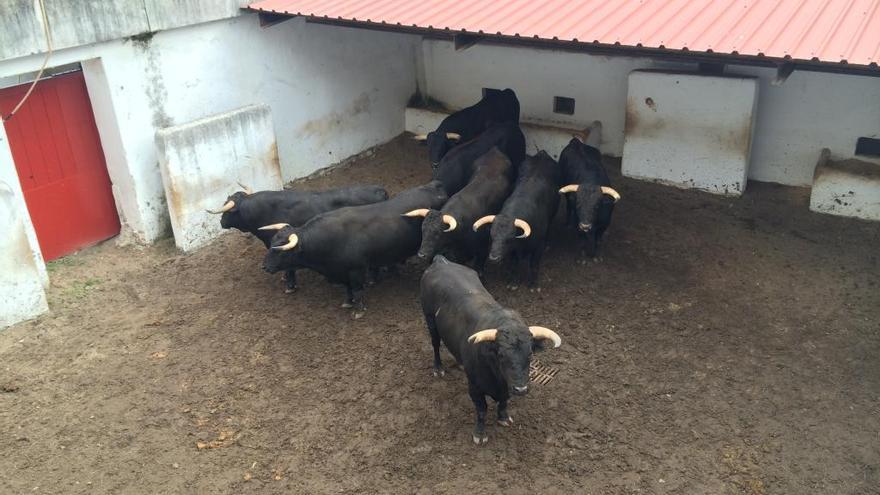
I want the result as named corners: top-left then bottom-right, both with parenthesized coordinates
top-left (417, 251), bottom-right (428, 260)
top-left (578, 222), bottom-right (593, 233)
top-left (488, 254), bottom-right (502, 263)
top-left (512, 384), bottom-right (529, 396)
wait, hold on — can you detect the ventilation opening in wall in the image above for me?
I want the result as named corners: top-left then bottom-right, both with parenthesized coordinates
top-left (482, 87), bottom-right (502, 99)
top-left (855, 137), bottom-right (880, 158)
top-left (554, 96), bottom-right (575, 115)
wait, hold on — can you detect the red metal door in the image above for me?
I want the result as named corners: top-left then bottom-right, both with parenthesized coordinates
top-left (1, 70), bottom-right (120, 261)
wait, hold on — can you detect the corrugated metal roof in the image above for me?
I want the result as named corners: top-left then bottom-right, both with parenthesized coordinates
top-left (248, 0), bottom-right (880, 69)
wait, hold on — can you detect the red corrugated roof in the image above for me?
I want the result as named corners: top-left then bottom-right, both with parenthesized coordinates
top-left (248, 0), bottom-right (880, 68)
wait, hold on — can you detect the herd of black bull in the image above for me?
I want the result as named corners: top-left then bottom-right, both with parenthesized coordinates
top-left (207, 90), bottom-right (620, 444)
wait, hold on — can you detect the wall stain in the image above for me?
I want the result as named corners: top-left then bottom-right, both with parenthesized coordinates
top-left (266, 141), bottom-right (281, 179)
top-left (299, 92), bottom-right (371, 137)
top-left (135, 34), bottom-right (172, 129)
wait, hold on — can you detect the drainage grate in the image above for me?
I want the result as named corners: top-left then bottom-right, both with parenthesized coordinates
top-left (529, 359), bottom-right (559, 385)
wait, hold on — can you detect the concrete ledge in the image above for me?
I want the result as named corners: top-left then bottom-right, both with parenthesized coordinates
top-left (809, 149), bottom-right (880, 221)
top-left (405, 107), bottom-right (586, 160)
top-left (156, 104), bottom-right (283, 252)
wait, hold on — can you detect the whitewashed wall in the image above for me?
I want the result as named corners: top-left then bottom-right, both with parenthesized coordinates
top-left (0, 126), bottom-right (48, 327)
top-left (0, 15), bottom-right (419, 245)
top-left (421, 40), bottom-right (880, 187)
top-left (0, 14), bottom-right (419, 326)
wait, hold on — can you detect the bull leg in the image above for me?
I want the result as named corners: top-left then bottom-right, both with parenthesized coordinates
top-left (284, 269), bottom-right (298, 293)
top-left (468, 383), bottom-right (489, 445)
top-left (424, 312), bottom-right (444, 377)
top-left (506, 252), bottom-right (520, 290)
top-left (342, 286), bottom-right (355, 308)
top-left (347, 270), bottom-right (367, 319)
top-left (497, 399), bottom-right (513, 427)
top-left (366, 266), bottom-right (379, 287)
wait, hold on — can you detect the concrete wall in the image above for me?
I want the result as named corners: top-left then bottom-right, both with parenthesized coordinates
top-left (0, 126), bottom-right (48, 328)
top-left (156, 104), bottom-right (283, 252)
top-left (0, 14), bottom-right (419, 244)
top-left (622, 71), bottom-right (759, 196)
top-left (0, 0), bottom-right (244, 61)
top-left (0, 13), bottom-right (419, 327)
top-left (420, 40), bottom-right (880, 187)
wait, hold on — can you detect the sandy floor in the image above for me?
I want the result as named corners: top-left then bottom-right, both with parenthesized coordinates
top-left (1, 136), bottom-right (878, 494)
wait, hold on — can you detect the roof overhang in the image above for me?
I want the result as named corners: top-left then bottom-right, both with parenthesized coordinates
top-left (247, 1), bottom-right (880, 78)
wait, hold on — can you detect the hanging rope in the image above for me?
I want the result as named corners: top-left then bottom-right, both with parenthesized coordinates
top-left (3, 0), bottom-right (54, 123)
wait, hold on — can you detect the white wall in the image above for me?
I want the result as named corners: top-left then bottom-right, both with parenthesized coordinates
top-left (156, 104), bottom-right (283, 252)
top-left (421, 40), bottom-right (880, 187)
top-left (0, 126), bottom-right (48, 327)
top-left (0, 14), bottom-right (419, 245)
top-left (0, 13), bottom-right (419, 326)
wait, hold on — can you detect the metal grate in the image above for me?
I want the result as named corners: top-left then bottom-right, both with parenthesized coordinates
top-left (529, 359), bottom-right (559, 385)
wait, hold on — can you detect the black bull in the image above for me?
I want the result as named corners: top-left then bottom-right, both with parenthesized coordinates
top-left (262, 181), bottom-right (448, 317)
top-left (208, 185), bottom-right (388, 291)
top-left (420, 255), bottom-right (561, 444)
top-left (416, 88), bottom-right (520, 166)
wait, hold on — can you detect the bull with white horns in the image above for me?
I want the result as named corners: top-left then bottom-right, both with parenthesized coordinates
top-left (420, 255), bottom-right (561, 445)
top-left (474, 150), bottom-right (562, 287)
top-left (207, 183), bottom-right (388, 292)
top-left (558, 121), bottom-right (621, 258)
top-left (261, 181), bottom-right (447, 318)
top-left (411, 147), bottom-right (514, 274)
top-left (414, 88), bottom-right (520, 167)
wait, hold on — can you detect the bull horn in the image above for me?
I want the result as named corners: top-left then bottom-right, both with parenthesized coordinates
top-left (558, 184), bottom-right (579, 194)
top-left (237, 182), bottom-right (253, 195)
top-left (206, 200), bottom-right (235, 214)
top-left (402, 208), bottom-right (430, 218)
top-left (529, 326), bottom-right (562, 348)
top-left (600, 186), bottom-right (621, 202)
top-left (467, 329), bottom-right (498, 344)
top-left (258, 223), bottom-right (290, 231)
top-left (442, 214), bottom-right (457, 232)
top-left (472, 215), bottom-right (496, 231)
top-left (271, 233), bottom-right (299, 251)
top-left (446, 132), bottom-right (461, 141)
top-left (514, 218), bottom-right (531, 239)
top-left (413, 134), bottom-right (428, 141)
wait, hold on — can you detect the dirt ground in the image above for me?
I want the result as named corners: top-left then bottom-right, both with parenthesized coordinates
top-left (2, 136), bottom-right (879, 494)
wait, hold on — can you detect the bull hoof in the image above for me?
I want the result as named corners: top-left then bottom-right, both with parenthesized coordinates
top-left (472, 434), bottom-right (488, 445)
top-left (497, 416), bottom-right (514, 427)
top-left (341, 302), bottom-right (353, 308)
top-left (529, 287), bottom-right (541, 293)
top-left (507, 285), bottom-right (518, 291)
top-left (284, 287), bottom-right (297, 294)
top-left (352, 310), bottom-right (365, 320)
top-left (432, 368), bottom-right (445, 378)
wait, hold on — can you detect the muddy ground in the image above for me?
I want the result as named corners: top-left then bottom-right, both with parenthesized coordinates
top-left (1, 136), bottom-right (879, 494)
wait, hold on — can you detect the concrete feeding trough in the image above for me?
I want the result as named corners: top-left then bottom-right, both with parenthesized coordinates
top-left (809, 148), bottom-right (880, 222)
top-left (155, 104), bottom-right (283, 252)
top-left (621, 70), bottom-right (759, 196)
